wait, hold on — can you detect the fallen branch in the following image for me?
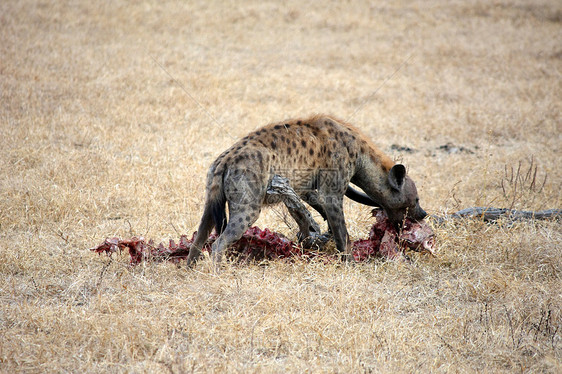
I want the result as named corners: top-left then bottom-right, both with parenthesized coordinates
top-left (433, 208), bottom-right (561, 224)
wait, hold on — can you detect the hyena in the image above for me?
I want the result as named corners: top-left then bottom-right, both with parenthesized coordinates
top-left (186, 114), bottom-right (427, 266)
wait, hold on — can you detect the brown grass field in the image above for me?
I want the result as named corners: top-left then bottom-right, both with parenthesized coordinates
top-left (1, 0), bottom-right (561, 372)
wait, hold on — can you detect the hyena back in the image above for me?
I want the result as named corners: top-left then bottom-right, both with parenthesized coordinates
top-left (186, 114), bottom-right (426, 266)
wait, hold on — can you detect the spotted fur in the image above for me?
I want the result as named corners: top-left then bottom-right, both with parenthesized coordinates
top-left (187, 114), bottom-right (426, 266)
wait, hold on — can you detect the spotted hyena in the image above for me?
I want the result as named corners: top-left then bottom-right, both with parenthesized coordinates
top-left (187, 114), bottom-right (427, 266)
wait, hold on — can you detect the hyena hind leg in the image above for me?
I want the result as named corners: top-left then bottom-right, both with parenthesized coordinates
top-left (211, 204), bottom-right (261, 267)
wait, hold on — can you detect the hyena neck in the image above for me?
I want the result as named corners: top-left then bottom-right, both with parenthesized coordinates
top-left (351, 150), bottom-right (394, 206)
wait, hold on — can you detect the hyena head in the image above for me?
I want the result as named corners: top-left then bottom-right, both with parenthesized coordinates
top-left (383, 164), bottom-right (427, 229)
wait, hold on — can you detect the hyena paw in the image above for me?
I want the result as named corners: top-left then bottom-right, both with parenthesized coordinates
top-left (297, 231), bottom-right (332, 250)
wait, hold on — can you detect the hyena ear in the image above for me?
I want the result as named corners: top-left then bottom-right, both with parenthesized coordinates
top-left (388, 164), bottom-right (406, 191)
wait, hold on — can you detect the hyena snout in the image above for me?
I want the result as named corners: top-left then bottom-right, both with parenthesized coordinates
top-left (406, 203), bottom-right (428, 223)
top-left (386, 204), bottom-right (427, 231)
top-left (415, 206), bottom-right (428, 221)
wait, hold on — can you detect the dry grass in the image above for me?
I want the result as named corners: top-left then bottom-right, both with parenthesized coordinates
top-left (1, 0), bottom-right (561, 372)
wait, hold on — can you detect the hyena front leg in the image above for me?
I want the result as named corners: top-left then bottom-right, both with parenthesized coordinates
top-left (319, 194), bottom-right (353, 261)
top-left (301, 190), bottom-right (328, 221)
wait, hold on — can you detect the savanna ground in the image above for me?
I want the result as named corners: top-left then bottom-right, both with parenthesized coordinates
top-left (1, 0), bottom-right (561, 372)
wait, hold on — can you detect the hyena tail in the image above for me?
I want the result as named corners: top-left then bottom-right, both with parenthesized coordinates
top-left (186, 169), bottom-right (227, 266)
top-left (210, 192), bottom-right (227, 235)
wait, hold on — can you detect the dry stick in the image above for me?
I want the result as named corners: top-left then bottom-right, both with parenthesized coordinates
top-left (95, 258), bottom-right (112, 291)
top-left (525, 157), bottom-right (534, 186)
top-left (432, 207), bottom-right (562, 224)
top-left (530, 165), bottom-right (538, 191)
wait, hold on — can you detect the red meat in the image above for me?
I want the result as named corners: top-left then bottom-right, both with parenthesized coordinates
top-left (91, 210), bottom-right (435, 264)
